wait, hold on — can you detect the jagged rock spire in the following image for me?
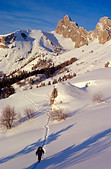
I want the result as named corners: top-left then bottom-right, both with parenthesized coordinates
top-left (56, 15), bottom-right (88, 48)
top-left (63, 15), bottom-right (71, 26)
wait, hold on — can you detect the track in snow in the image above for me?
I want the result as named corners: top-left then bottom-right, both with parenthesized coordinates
top-left (23, 91), bottom-right (50, 160)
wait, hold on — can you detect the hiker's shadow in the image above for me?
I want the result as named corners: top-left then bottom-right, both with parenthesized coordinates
top-left (0, 124), bottom-right (74, 165)
top-left (26, 128), bottom-right (111, 169)
top-left (24, 162), bottom-right (39, 169)
top-left (0, 139), bottom-right (42, 164)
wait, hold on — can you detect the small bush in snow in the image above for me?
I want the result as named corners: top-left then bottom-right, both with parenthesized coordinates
top-left (52, 86), bottom-right (58, 98)
top-left (0, 105), bottom-right (17, 130)
top-left (105, 62), bottom-right (110, 67)
top-left (1, 86), bottom-right (15, 98)
top-left (24, 108), bottom-right (35, 119)
top-left (92, 92), bottom-right (104, 103)
top-left (52, 79), bottom-right (58, 84)
top-left (28, 78), bottom-right (34, 85)
top-left (89, 50), bottom-right (93, 53)
top-left (49, 108), bottom-right (67, 121)
top-left (47, 81), bottom-right (51, 85)
top-left (50, 97), bottom-right (55, 105)
top-left (50, 86), bottom-right (58, 105)
top-left (40, 82), bottom-right (45, 87)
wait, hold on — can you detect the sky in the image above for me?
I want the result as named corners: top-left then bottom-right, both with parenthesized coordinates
top-left (0, 0), bottom-right (111, 35)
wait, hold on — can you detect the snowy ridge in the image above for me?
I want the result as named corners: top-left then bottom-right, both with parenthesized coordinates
top-left (0, 28), bottom-right (111, 78)
top-left (0, 29), bottom-right (65, 74)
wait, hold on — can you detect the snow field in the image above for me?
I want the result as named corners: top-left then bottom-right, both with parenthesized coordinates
top-left (0, 68), bottom-right (111, 168)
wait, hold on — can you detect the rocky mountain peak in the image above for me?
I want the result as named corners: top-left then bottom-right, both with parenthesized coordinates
top-left (56, 16), bottom-right (111, 48)
top-left (0, 31), bottom-right (29, 49)
top-left (95, 17), bottom-right (111, 44)
top-left (56, 16), bottom-right (88, 48)
top-left (63, 15), bottom-right (71, 26)
top-left (96, 17), bottom-right (111, 30)
top-left (99, 16), bottom-right (111, 26)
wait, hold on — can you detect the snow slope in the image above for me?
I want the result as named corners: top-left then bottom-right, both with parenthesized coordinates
top-left (0, 28), bottom-right (111, 169)
top-left (0, 68), bottom-right (111, 169)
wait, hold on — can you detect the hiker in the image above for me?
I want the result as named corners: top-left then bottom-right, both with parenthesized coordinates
top-left (36, 146), bottom-right (44, 162)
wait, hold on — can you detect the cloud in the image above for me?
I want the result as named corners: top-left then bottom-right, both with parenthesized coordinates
top-left (1, 0), bottom-right (110, 34)
top-left (0, 0), bottom-right (66, 34)
top-left (0, 10), bottom-right (58, 34)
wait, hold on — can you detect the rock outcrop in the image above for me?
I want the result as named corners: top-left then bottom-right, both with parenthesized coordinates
top-left (56, 15), bottom-right (111, 48)
top-left (0, 44), bottom-right (8, 49)
top-left (0, 33), bottom-right (15, 49)
top-left (95, 17), bottom-right (111, 44)
top-left (56, 15), bottom-right (88, 48)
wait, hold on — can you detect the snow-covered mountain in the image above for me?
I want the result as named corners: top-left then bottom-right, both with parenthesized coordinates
top-left (0, 16), bottom-right (111, 169)
top-left (0, 29), bottom-right (67, 74)
top-left (0, 16), bottom-right (111, 77)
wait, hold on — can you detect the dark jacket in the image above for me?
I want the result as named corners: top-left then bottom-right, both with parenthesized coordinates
top-left (36, 147), bottom-right (44, 156)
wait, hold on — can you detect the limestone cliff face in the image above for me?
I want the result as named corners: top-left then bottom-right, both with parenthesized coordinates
top-left (56, 15), bottom-right (111, 48)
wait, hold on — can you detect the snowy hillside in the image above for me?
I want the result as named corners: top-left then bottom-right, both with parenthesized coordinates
top-left (0, 27), bottom-right (111, 169)
top-left (0, 67), bottom-right (111, 169)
